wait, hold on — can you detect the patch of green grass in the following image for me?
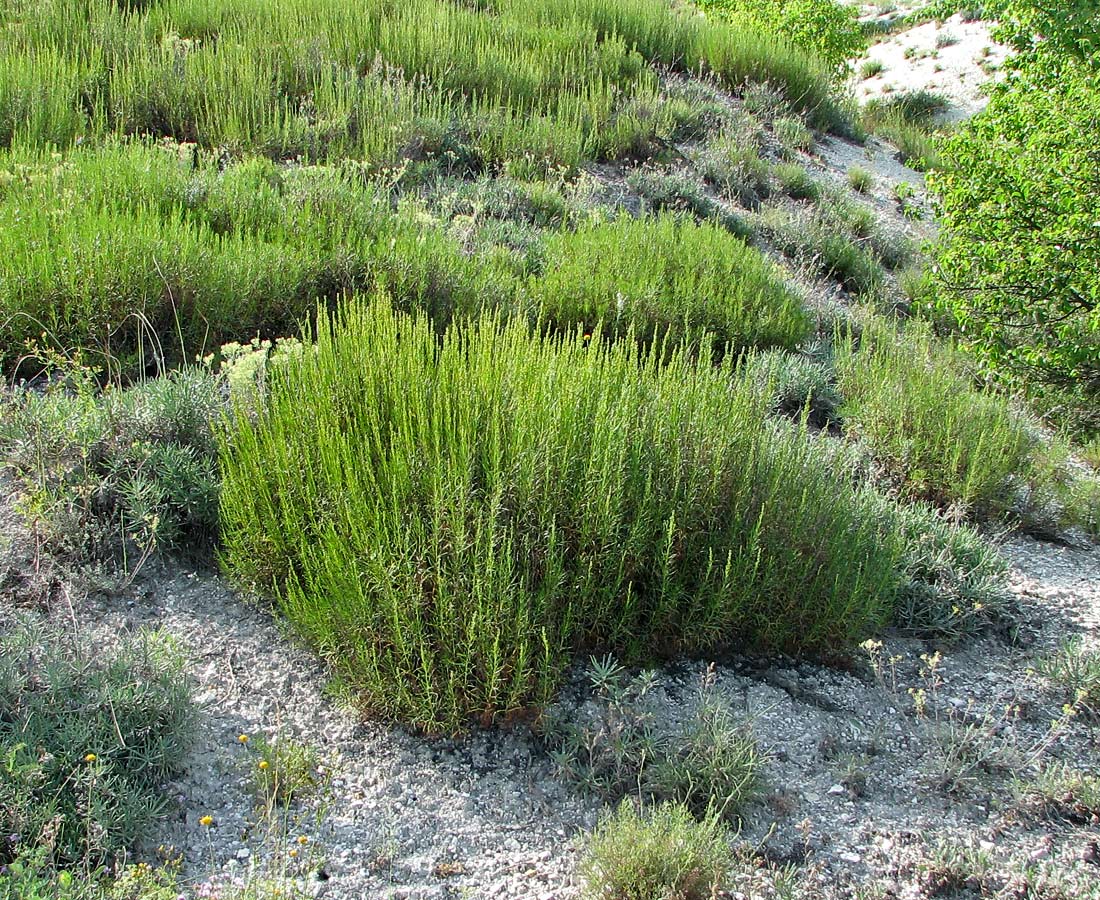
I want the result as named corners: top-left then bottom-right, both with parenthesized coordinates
top-left (529, 213), bottom-right (805, 354)
top-left (835, 319), bottom-right (1038, 521)
top-left (862, 90), bottom-right (949, 171)
top-left (1014, 763), bottom-right (1100, 824)
top-left (218, 299), bottom-right (902, 732)
top-left (860, 59), bottom-right (885, 79)
top-left (771, 161), bottom-right (820, 200)
top-left (847, 165), bottom-right (874, 193)
top-left (244, 734), bottom-right (325, 808)
top-left (579, 801), bottom-right (731, 900)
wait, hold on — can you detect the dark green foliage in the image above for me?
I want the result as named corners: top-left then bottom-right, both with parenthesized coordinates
top-left (529, 214), bottom-right (807, 354)
top-left (0, 618), bottom-right (194, 868)
top-left (218, 299), bottom-right (901, 732)
top-left (579, 801), bottom-right (731, 900)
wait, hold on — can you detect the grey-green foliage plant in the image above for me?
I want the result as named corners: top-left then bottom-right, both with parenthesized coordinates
top-left (626, 168), bottom-right (752, 238)
top-left (543, 657), bottom-right (759, 820)
top-left (745, 348), bottom-right (841, 428)
top-left (694, 121), bottom-right (770, 208)
top-left (758, 203), bottom-right (884, 295)
top-left (885, 500), bottom-right (1012, 639)
top-left (1034, 638), bottom-right (1100, 719)
top-left (0, 618), bottom-right (194, 869)
top-left (0, 363), bottom-right (222, 568)
top-left (579, 800), bottom-right (731, 900)
top-left (218, 298), bottom-right (902, 732)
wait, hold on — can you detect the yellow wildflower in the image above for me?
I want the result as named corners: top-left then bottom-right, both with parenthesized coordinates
top-left (199, 815), bottom-right (214, 827)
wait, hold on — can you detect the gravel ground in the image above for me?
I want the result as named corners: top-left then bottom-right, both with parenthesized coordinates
top-left (4, 526), bottom-right (1081, 899)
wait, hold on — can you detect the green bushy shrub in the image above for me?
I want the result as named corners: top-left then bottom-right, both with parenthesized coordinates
top-left (579, 800), bottom-right (731, 900)
top-left (529, 214), bottom-right (807, 355)
top-left (218, 299), bottom-right (901, 732)
top-left (835, 320), bottom-right (1038, 521)
top-left (0, 0), bottom-right (841, 164)
top-left (771, 161), bottom-right (819, 200)
top-left (930, 59), bottom-right (1100, 395)
top-left (0, 143), bottom-right (516, 370)
top-left (862, 91), bottom-right (949, 172)
top-left (847, 165), bottom-right (874, 193)
top-left (0, 618), bottom-right (194, 869)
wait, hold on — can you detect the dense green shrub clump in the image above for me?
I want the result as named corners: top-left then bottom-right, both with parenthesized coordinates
top-left (0, 0), bottom-right (839, 164)
top-left (0, 143), bottom-right (515, 370)
top-left (0, 619), bottom-right (194, 869)
top-left (579, 801), bottom-right (732, 900)
top-left (530, 214), bottom-right (809, 355)
top-left (219, 299), bottom-right (901, 732)
top-left (836, 320), bottom-right (1039, 522)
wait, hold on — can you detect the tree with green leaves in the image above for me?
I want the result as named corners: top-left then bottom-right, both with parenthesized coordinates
top-left (929, 0), bottom-right (1100, 397)
top-left (694, 0), bottom-right (864, 78)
